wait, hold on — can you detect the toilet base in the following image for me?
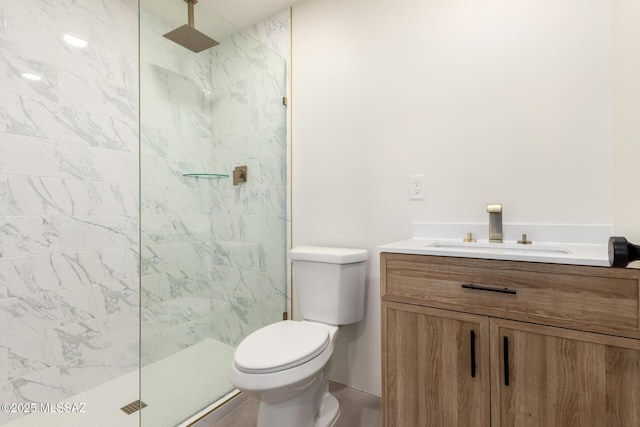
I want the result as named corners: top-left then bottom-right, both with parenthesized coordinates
top-left (256, 390), bottom-right (339, 427)
top-left (317, 393), bottom-right (340, 427)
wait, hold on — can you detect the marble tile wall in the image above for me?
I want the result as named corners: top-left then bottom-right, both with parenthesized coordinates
top-left (0, 0), bottom-right (139, 424)
top-left (139, 9), bottom-right (290, 364)
top-left (207, 29), bottom-right (288, 346)
top-left (246, 9), bottom-right (292, 313)
top-left (139, 9), bottom-right (218, 365)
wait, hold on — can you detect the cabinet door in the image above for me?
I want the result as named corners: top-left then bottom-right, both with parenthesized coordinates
top-left (382, 301), bottom-right (490, 427)
top-left (491, 319), bottom-right (640, 427)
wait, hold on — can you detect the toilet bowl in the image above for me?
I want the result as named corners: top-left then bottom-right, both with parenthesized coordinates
top-left (229, 320), bottom-right (340, 427)
top-left (229, 246), bottom-right (368, 427)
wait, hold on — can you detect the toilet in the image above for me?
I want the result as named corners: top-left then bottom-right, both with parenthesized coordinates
top-left (229, 246), bottom-right (368, 427)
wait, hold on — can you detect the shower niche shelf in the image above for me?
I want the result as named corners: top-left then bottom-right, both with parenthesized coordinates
top-left (183, 173), bottom-right (229, 179)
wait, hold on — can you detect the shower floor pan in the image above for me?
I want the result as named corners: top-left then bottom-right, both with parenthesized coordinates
top-left (4, 338), bottom-right (236, 427)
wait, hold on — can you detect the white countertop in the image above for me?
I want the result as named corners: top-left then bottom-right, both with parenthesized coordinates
top-left (379, 238), bottom-right (611, 267)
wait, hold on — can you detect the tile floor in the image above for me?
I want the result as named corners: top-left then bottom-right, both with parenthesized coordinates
top-left (193, 382), bottom-right (381, 427)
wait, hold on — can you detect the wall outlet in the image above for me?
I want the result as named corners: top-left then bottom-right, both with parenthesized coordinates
top-left (409, 175), bottom-right (426, 200)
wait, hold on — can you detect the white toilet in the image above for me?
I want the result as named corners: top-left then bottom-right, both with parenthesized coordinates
top-left (229, 246), bottom-right (368, 427)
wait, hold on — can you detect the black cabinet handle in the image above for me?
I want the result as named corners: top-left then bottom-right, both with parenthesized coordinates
top-left (503, 336), bottom-right (510, 386)
top-left (461, 283), bottom-right (517, 295)
top-left (470, 330), bottom-right (476, 378)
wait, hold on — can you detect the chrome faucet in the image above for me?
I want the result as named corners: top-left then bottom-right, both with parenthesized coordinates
top-left (486, 204), bottom-right (503, 243)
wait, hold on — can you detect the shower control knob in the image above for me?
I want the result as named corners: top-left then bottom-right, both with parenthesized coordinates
top-left (608, 236), bottom-right (640, 268)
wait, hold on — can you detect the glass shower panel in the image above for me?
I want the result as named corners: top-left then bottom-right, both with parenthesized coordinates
top-left (207, 31), bottom-right (288, 351)
top-left (139, 5), bottom-right (287, 426)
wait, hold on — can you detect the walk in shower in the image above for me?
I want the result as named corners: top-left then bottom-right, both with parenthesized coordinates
top-left (139, 2), bottom-right (288, 426)
top-left (0, 1), bottom-right (287, 426)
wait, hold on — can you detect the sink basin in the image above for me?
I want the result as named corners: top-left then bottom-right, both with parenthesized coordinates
top-left (425, 241), bottom-right (571, 255)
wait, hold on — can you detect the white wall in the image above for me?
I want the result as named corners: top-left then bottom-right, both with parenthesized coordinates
top-left (292, 0), bottom-right (624, 396)
top-left (612, 0), bottom-right (640, 242)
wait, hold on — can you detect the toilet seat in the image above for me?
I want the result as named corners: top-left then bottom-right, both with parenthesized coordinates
top-left (234, 321), bottom-right (330, 374)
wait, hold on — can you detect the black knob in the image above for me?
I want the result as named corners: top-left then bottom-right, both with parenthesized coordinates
top-left (609, 236), bottom-right (640, 268)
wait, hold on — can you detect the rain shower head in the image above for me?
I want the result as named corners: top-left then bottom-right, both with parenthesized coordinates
top-left (163, 0), bottom-right (219, 53)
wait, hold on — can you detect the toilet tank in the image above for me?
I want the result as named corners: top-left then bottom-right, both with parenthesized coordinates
top-left (291, 246), bottom-right (368, 325)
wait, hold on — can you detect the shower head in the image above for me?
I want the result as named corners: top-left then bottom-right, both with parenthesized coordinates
top-left (163, 0), bottom-right (219, 53)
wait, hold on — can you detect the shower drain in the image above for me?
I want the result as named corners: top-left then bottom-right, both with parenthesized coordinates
top-left (120, 400), bottom-right (147, 415)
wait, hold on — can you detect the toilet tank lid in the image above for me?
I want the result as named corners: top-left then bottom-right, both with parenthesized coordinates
top-left (291, 246), bottom-right (368, 264)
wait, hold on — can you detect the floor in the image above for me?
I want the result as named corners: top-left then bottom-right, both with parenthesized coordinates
top-left (3, 338), bottom-right (381, 427)
top-left (193, 382), bottom-right (382, 427)
top-left (5, 338), bottom-right (236, 427)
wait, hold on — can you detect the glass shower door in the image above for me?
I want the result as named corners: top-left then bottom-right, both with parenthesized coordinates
top-left (139, 3), bottom-right (288, 425)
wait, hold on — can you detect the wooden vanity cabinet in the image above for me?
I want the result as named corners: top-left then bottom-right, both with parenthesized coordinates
top-left (383, 302), bottom-right (490, 426)
top-left (381, 253), bottom-right (640, 427)
top-left (492, 319), bottom-right (640, 427)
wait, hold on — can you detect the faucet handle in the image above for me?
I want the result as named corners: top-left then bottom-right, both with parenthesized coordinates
top-left (518, 234), bottom-right (532, 245)
top-left (463, 232), bottom-right (476, 243)
top-left (487, 203), bottom-right (502, 213)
